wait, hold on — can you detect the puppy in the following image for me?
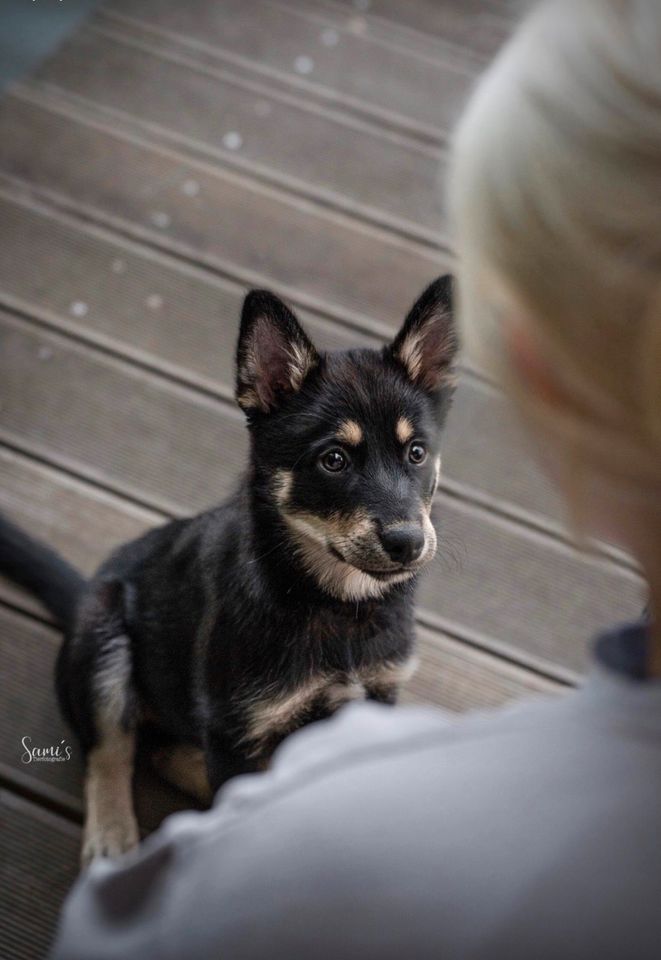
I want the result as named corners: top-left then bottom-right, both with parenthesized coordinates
top-left (0, 275), bottom-right (458, 865)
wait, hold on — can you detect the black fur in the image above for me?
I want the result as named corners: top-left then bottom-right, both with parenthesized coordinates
top-left (0, 513), bottom-right (84, 629)
top-left (0, 276), bottom-right (458, 798)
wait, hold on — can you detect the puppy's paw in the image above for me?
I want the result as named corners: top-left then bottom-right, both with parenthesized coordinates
top-left (80, 816), bottom-right (140, 869)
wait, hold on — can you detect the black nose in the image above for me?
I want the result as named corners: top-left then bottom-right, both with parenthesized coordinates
top-left (380, 525), bottom-right (425, 565)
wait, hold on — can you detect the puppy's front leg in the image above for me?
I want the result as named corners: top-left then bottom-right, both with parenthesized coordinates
top-left (204, 728), bottom-right (262, 795)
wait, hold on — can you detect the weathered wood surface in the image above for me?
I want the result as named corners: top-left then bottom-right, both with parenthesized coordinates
top-left (0, 0), bottom-right (642, 955)
top-left (0, 792), bottom-right (79, 960)
top-left (100, 0), bottom-right (478, 141)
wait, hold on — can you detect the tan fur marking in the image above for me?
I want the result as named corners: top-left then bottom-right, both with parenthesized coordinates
top-left (336, 419), bottom-right (363, 446)
top-left (288, 341), bottom-right (314, 391)
top-left (397, 319), bottom-right (429, 382)
top-left (283, 510), bottom-right (413, 601)
top-left (245, 676), bottom-right (329, 753)
top-left (152, 744), bottom-right (212, 804)
top-left (395, 314), bottom-right (456, 390)
top-left (237, 386), bottom-right (261, 410)
top-left (82, 733), bottom-right (139, 867)
top-left (81, 633), bottom-right (139, 867)
top-left (395, 417), bottom-right (415, 444)
top-left (325, 680), bottom-right (365, 711)
top-left (273, 469), bottom-right (293, 506)
top-left (359, 656), bottom-right (419, 690)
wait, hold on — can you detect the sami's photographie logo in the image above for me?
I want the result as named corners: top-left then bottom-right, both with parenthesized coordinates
top-left (21, 736), bottom-right (72, 764)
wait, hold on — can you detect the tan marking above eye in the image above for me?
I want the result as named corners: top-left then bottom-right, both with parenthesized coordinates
top-left (395, 417), bottom-right (415, 444)
top-left (336, 419), bottom-right (363, 446)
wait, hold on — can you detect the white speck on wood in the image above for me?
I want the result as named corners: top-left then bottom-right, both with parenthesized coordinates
top-left (37, 346), bottom-right (53, 361)
top-left (182, 179), bottom-right (200, 197)
top-left (222, 131), bottom-right (243, 151)
top-left (111, 258), bottom-right (126, 274)
top-left (321, 28), bottom-right (339, 47)
top-left (69, 301), bottom-right (89, 318)
top-left (348, 15), bottom-right (367, 34)
top-left (146, 294), bottom-right (163, 310)
top-left (151, 211), bottom-right (171, 229)
top-left (293, 55), bottom-right (314, 75)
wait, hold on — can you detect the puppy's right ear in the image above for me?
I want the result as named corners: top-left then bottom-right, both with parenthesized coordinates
top-left (236, 290), bottom-right (319, 413)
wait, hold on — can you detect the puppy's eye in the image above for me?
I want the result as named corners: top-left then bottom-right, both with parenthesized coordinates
top-left (320, 449), bottom-right (348, 473)
top-left (408, 442), bottom-right (427, 465)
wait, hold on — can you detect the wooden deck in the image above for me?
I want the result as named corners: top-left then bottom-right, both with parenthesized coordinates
top-left (0, 1), bottom-right (644, 956)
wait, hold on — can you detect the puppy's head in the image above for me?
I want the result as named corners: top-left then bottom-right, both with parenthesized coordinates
top-left (236, 276), bottom-right (458, 601)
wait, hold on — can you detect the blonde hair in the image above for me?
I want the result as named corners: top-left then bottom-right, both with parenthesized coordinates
top-left (449, 0), bottom-right (661, 506)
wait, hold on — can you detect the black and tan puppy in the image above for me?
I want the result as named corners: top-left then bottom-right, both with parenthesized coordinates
top-left (0, 275), bottom-right (457, 865)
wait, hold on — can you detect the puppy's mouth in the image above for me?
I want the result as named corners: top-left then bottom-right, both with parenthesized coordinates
top-left (328, 546), bottom-right (414, 580)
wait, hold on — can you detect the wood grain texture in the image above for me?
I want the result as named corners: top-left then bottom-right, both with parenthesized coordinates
top-left (0, 92), bottom-right (447, 330)
top-left (0, 196), bottom-right (565, 530)
top-left (305, 0), bottom-right (518, 60)
top-left (34, 25), bottom-right (447, 243)
top-left (0, 791), bottom-right (79, 960)
top-left (101, 0), bottom-right (476, 140)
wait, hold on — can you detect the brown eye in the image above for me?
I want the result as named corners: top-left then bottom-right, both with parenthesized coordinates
top-left (320, 449), bottom-right (348, 473)
top-left (408, 442), bottom-right (427, 465)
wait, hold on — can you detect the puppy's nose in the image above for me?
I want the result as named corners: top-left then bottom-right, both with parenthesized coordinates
top-left (380, 525), bottom-right (425, 565)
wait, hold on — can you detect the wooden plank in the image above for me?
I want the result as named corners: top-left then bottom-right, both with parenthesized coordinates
top-left (416, 499), bottom-right (642, 676)
top-left (99, 0), bottom-right (476, 141)
top-left (0, 790), bottom-right (79, 960)
top-left (0, 92), bottom-right (447, 332)
top-left (0, 195), bottom-right (566, 530)
top-left (0, 192), bottom-right (374, 395)
top-left (404, 627), bottom-right (559, 711)
top-left (0, 309), bottom-right (246, 514)
top-left (0, 315), bottom-right (643, 676)
top-left (300, 0), bottom-right (517, 60)
top-left (33, 25), bottom-right (446, 243)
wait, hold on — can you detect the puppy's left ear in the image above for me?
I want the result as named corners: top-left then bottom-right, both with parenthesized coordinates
top-left (390, 274), bottom-right (458, 392)
top-left (236, 289), bottom-right (319, 413)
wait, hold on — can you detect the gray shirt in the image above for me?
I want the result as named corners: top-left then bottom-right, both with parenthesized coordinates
top-left (52, 621), bottom-right (661, 959)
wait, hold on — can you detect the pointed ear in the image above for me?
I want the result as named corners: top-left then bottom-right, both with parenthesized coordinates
top-left (236, 290), bottom-right (320, 413)
top-left (390, 275), bottom-right (458, 391)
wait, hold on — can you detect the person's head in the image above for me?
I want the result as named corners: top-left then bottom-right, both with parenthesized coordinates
top-left (449, 0), bottom-right (661, 570)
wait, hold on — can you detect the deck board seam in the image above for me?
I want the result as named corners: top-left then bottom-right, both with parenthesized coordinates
top-left (85, 21), bottom-right (445, 159)
top-left (273, 0), bottom-right (489, 72)
top-left (278, 0), bottom-right (511, 67)
top-left (0, 174), bottom-right (498, 392)
top-left (10, 82), bottom-right (451, 257)
top-left (95, 8), bottom-right (460, 147)
top-left (0, 163), bottom-right (442, 346)
top-left (25, 74), bottom-right (448, 250)
top-left (263, 0), bottom-right (484, 75)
